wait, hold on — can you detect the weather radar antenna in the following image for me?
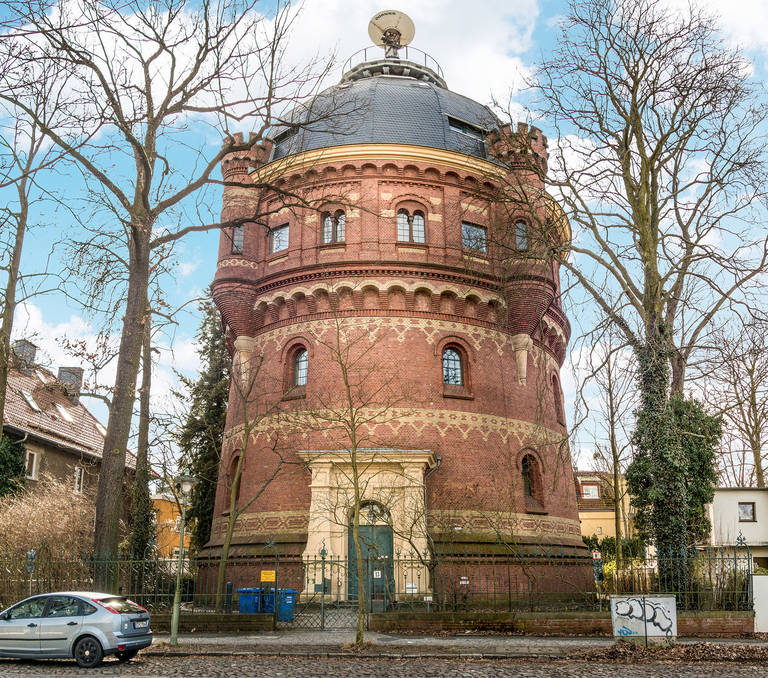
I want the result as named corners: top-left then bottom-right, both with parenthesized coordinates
top-left (368, 10), bottom-right (415, 59)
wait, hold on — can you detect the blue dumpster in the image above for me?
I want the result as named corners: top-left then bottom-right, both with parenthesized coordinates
top-left (277, 588), bottom-right (298, 622)
top-left (237, 588), bottom-right (261, 614)
top-left (259, 588), bottom-right (276, 614)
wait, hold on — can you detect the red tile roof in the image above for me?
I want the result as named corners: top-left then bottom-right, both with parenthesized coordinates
top-left (574, 470), bottom-right (616, 511)
top-left (3, 364), bottom-right (135, 469)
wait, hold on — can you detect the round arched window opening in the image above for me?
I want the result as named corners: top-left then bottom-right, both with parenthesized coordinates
top-left (442, 347), bottom-right (463, 386)
top-left (293, 348), bottom-right (308, 386)
top-left (521, 454), bottom-right (541, 500)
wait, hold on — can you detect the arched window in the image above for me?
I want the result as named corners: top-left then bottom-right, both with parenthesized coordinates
top-left (322, 210), bottom-right (345, 244)
top-left (552, 374), bottom-right (565, 424)
top-left (515, 220), bottom-right (528, 250)
top-left (293, 348), bottom-right (308, 386)
top-left (231, 224), bottom-right (244, 254)
top-left (229, 453), bottom-right (243, 504)
top-left (522, 455), bottom-right (533, 497)
top-left (442, 347), bottom-right (463, 385)
top-left (397, 209), bottom-right (426, 243)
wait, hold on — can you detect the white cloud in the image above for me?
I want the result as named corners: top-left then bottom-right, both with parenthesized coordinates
top-left (285, 0), bottom-right (539, 106)
top-left (178, 261), bottom-right (199, 277)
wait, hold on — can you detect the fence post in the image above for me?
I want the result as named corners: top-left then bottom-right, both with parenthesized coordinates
top-left (225, 581), bottom-right (233, 614)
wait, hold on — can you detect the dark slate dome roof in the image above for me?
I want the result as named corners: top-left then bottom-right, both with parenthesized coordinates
top-left (269, 69), bottom-right (501, 163)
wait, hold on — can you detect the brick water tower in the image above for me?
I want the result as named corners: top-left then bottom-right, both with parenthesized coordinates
top-left (208, 10), bottom-right (588, 600)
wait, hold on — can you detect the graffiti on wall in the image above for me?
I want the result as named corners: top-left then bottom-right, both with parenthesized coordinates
top-left (610, 595), bottom-right (677, 640)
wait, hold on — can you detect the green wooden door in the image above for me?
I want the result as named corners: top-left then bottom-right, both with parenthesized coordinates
top-left (347, 522), bottom-right (394, 608)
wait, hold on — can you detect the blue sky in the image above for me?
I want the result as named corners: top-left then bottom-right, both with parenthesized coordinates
top-left (8, 0), bottom-right (768, 466)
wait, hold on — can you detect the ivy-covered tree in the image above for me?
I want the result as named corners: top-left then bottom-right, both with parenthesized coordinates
top-left (176, 293), bottom-right (231, 555)
top-left (627, 389), bottom-right (720, 582)
top-left (0, 435), bottom-right (25, 497)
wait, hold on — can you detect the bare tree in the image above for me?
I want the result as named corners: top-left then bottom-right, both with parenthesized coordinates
top-left (0, 55), bottom-right (69, 422)
top-left (501, 0), bottom-right (768, 561)
top-left (293, 297), bottom-right (409, 645)
top-left (584, 334), bottom-right (636, 561)
top-left (698, 320), bottom-right (768, 488)
top-left (0, 0), bottom-right (338, 558)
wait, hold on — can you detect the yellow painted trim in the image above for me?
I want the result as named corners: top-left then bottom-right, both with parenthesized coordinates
top-left (253, 143), bottom-right (508, 180)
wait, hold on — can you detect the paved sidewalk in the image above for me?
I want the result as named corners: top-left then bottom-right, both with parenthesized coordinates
top-left (147, 630), bottom-right (767, 658)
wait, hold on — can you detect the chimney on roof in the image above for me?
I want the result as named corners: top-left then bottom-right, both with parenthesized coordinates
top-left (58, 367), bottom-right (84, 405)
top-left (12, 339), bottom-right (37, 374)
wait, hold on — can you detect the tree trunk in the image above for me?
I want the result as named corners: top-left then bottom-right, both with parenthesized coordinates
top-left (93, 226), bottom-right (151, 561)
top-left (751, 439), bottom-right (765, 489)
top-left (669, 351), bottom-right (687, 396)
top-left (0, 177), bottom-right (28, 422)
top-left (129, 316), bottom-right (153, 560)
top-left (352, 489), bottom-right (365, 645)
top-left (216, 441), bottom-right (245, 610)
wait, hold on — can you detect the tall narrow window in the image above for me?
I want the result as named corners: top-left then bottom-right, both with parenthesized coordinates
top-left (397, 209), bottom-right (410, 241)
top-left (322, 210), bottom-right (346, 244)
top-left (73, 466), bottom-right (84, 494)
top-left (397, 209), bottom-right (426, 243)
top-left (231, 224), bottom-right (244, 254)
top-left (522, 456), bottom-right (533, 497)
top-left (515, 220), bottom-right (528, 250)
top-left (552, 374), bottom-right (565, 424)
top-left (461, 222), bottom-right (487, 253)
top-left (442, 348), bottom-right (463, 386)
top-left (25, 450), bottom-right (38, 480)
top-left (412, 211), bottom-right (425, 242)
top-left (270, 224), bottom-right (289, 253)
top-left (294, 348), bottom-right (308, 386)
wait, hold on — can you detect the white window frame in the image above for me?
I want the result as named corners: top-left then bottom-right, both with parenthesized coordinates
top-left (25, 450), bottom-right (38, 480)
top-left (55, 403), bottom-right (75, 423)
top-left (73, 466), bottom-right (84, 494)
top-left (581, 483), bottom-right (600, 499)
top-left (461, 221), bottom-right (487, 253)
top-left (270, 224), bottom-right (289, 253)
top-left (21, 390), bottom-right (41, 412)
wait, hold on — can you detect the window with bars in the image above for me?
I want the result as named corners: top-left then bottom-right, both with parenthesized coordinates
top-left (293, 348), bottom-right (308, 386)
top-left (442, 347), bottom-right (463, 386)
top-left (397, 209), bottom-right (426, 243)
top-left (461, 222), bottom-right (487, 253)
top-left (270, 224), bottom-right (289, 253)
top-left (322, 210), bottom-right (346, 244)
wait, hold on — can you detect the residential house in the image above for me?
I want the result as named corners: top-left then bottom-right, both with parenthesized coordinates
top-left (151, 492), bottom-right (190, 559)
top-left (2, 339), bottom-right (134, 496)
top-left (574, 470), bottom-right (633, 541)
top-left (707, 487), bottom-right (768, 569)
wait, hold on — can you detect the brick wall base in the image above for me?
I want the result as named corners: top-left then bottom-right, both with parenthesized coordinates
top-left (368, 610), bottom-right (754, 637)
top-left (150, 613), bottom-right (274, 633)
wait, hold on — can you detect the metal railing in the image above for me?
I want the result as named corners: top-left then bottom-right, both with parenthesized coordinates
top-left (0, 545), bottom-right (752, 623)
top-left (342, 45), bottom-right (444, 78)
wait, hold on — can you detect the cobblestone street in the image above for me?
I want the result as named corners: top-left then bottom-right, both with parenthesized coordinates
top-left (0, 656), bottom-right (765, 677)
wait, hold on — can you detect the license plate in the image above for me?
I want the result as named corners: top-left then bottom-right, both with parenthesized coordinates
top-left (133, 620), bottom-right (148, 629)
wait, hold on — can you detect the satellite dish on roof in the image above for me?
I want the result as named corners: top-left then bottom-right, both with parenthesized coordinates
top-left (368, 10), bottom-right (415, 58)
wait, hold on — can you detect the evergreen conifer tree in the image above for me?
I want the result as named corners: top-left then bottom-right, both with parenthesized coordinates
top-left (176, 292), bottom-right (231, 554)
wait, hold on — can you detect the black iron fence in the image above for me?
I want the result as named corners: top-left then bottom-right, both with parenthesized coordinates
top-left (0, 545), bottom-right (752, 628)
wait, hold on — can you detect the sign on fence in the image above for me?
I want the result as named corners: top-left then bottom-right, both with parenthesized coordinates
top-left (260, 570), bottom-right (276, 582)
top-left (610, 595), bottom-right (677, 646)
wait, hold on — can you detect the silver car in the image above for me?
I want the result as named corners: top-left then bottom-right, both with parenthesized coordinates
top-left (0, 591), bottom-right (152, 668)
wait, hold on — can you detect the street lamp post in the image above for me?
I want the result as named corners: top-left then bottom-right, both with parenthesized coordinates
top-left (170, 470), bottom-right (197, 646)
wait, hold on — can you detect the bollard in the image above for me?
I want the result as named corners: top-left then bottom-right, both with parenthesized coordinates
top-left (225, 581), bottom-right (233, 613)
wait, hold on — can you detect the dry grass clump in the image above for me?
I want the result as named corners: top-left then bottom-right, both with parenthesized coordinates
top-left (0, 474), bottom-right (95, 556)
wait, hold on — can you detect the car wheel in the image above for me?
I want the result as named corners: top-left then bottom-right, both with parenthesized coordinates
top-left (74, 636), bottom-right (103, 668)
top-left (115, 649), bottom-right (139, 662)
